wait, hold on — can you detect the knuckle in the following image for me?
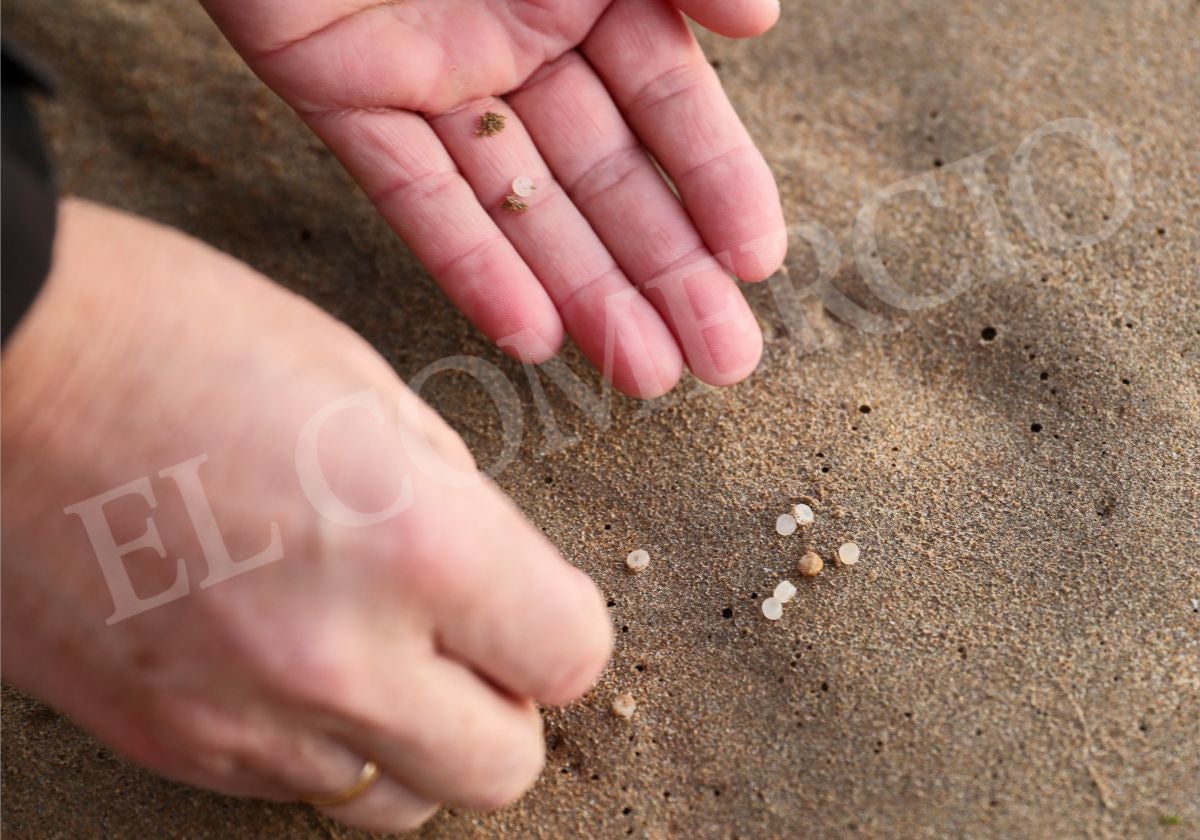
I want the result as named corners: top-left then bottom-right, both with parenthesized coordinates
top-left (246, 622), bottom-right (363, 714)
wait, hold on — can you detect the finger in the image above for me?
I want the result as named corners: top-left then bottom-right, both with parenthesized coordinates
top-left (397, 477), bottom-right (612, 706)
top-left (318, 772), bottom-right (439, 834)
top-left (304, 107), bottom-right (564, 364)
top-left (671, 0), bottom-right (780, 38)
top-left (583, 0), bottom-right (787, 282)
top-left (339, 654), bottom-right (547, 811)
top-left (301, 741), bottom-right (439, 834)
top-left (428, 100), bottom-right (683, 399)
top-left (511, 53), bottom-right (763, 386)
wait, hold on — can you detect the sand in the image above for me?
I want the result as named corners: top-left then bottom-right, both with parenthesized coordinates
top-left (3, 1), bottom-right (1198, 837)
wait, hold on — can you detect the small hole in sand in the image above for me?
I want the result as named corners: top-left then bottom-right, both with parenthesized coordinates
top-left (980, 326), bottom-right (997, 341)
top-left (1030, 422), bottom-right (1043, 433)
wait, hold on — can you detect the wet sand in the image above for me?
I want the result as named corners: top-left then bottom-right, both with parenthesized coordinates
top-left (3, 1), bottom-right (1198, 837)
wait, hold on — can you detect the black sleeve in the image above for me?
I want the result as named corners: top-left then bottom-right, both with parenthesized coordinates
top-left (2, 41), bottom-right (58, 346)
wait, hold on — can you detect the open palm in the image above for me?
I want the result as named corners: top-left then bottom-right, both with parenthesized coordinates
top-left (204, 0), bottom-right (786, 397)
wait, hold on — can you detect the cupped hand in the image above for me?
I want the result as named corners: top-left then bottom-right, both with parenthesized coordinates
top-left (202, 0), bottom-right (788, 397)
top-left (1, 200), bottom-right (612, 833)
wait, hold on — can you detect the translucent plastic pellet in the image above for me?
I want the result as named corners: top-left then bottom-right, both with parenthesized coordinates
top-left (774, 580), bottom-right (797, 603)
top-left (838, 542), bottom-right (861, 566)
top-left (761, 597), bottom-right (784, 620)
top-left (512, 175), bottom-right (535, 197)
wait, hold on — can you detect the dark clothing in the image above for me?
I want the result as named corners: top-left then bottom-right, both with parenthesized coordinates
top-left (2, 41), bottom-right (57, 345)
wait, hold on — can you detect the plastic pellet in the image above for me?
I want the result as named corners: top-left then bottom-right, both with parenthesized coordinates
top-left (626, 549), bottom-right (650, 573)
top-left (611, 693), bottom-right (637, 719)
top-left (798, 551), bottom-right (824, 577)
top-left (837, 542), bottom-right (861, 565)
top-left (512, 175), bottom-right (535, 197)
top-left (793, 503), bottom-right (815, 525)
top-left (775, 513), bottom-right (798, 536)
top-left (774, 580), bottom-right (797, 603)
top-left (761, 597), bottom-right (784, 620)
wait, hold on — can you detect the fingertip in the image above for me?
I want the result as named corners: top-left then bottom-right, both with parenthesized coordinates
top-left (558, 272), bottom-right (685, 401)
top-left (489, 298), bottom-right (564, 364)
top-left (535, 574), bottom-right (613, 707)
top-left (493, 311), bottom-right (565, 365)
top-left (721, 225), bottom-right (789, 283)
top-left (689, 315), bottom-right (763, 387)
top-left (675, 0), bottom-right (781, 39)
top-left (610, 338), bottom-right (684, 400)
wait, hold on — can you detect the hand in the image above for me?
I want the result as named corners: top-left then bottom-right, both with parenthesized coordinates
top-left (202, 0), bottom-right (788, 397)
top-left (1, 199), bottom-right (612, 833)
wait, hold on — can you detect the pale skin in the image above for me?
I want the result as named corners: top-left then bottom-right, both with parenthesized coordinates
top-left (204, 0), bottom-right (788, 395)
top-left (1, 0), bottom-right (784, 833)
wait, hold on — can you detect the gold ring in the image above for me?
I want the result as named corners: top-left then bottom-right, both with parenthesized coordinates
top-left (301, 760), bottom-right (381, 807)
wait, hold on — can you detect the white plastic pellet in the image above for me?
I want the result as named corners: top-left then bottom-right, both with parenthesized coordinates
top-left (793, 503), bottom-right (815, 525)
top-left (512, 175), bottom-right (535, 197)
top-left (774, 580), bottom-right (797, 603)
top-left (761, 597), bottom-right (784, 620)
top-left (626, 549), bottom-right (650, 572)
top-left (837, 541), bottom-right (861, 565)
top-left (775, 514), bottom-right (798, 536)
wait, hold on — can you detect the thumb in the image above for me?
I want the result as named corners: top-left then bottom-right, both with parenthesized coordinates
top-left (671, 0), bottom-right (780, 38)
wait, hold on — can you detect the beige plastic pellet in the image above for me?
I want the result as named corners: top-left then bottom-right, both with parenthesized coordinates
top-left (626, 549), bottom-right (650, 573)
top-left (837, 542), bottom-right (861, 566)
top-left (775, 513), bottom-right (798, 536)
top-left (611, 693), bottom-right (637, 719)
top-left (798, 551), bottom-right (824, 577)
top-left (761, 597), bottom-right (784, 620)
top-left (793, 503), bottom-right (815, 525)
